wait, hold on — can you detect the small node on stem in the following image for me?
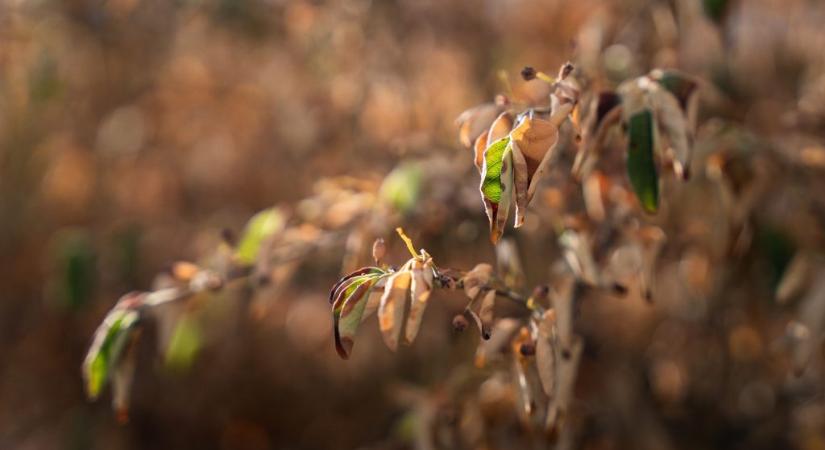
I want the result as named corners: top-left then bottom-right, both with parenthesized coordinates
top-left (255, 272), bottom-right (272, 287)
top-left (372, 237), bottom-right (386, 265)
top-left (220, 228), bottom-right (235, 246)
top-left (558, 62), bottom-right (574, 79)
top-left (611, 282), bottom-right (628, 296)
top-left (452, 314), bottom-right (468, 332)
top-left (521, 66), bottom-right (537, 81)
top-left (519, 342), bottom-right (536, 356)
top-left (532, 285), bottom-right (550, 302)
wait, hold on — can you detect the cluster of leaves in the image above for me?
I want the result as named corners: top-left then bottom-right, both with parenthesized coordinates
top-left (324, 62), bottom-right (701, 436)
top-left (457, 63), bottom-right (698, 243)
top-left (81, 208), bottom-right (285, 420)
top-left (331, 230), bottom-right (435, 359)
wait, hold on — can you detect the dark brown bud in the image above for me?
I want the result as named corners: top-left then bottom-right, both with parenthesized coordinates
top-left (255, 272), bottom-right (272, 287)
top-left (519, 342), bottom-right (536, 356)
top-left (532, 285), bottom-right (550, 301)
top-left (220, 228), bottom-right (235, 246)
top-left (611, 282), bottom-right (628, 296)
top-left (452, 314), bottom-right (468, 332)
top-left (558, 62), bottom-right (574, 80)
top-left (372, 238), bottom-right (386, 265)
top-left (521, 66), bottom-right (537, 81)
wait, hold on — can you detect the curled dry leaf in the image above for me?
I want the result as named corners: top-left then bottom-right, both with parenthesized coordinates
top-left (472, 133), bottom-right (488, 173)
top-left (378, 266), bottom-right (413, 351)
top-left (649, 69), bottom-right (699, 133)
top-left (559, 229), bottom-right (600, 285)
top-left (791, 270), bottom-right (825, 374)
top-left (776, 251), bottom-right (813, 304)
top-left (511, 326), bottom-right (547, 426)
top-left (647, 81), bottom-right (692, 180)
top-left (546, 337), bottom-right (583, 434)
top-left (536, 309), bottom-right (557, 397)
top-left (472, 111), bottom-right (514, 174)
top-left (637, 226), bottom-right (666, 301)
top-left (478, 289), bottom-right (497, 338)
top-left (474, 318), bottom-right (520, 368)
top-left (404, 258), bottom-right (435, 345)
top-left (456, 102), bottom-right (503, 148)
top-left (111, 331), bottom-right (139, 423)
top-left (496, 238), bottom-right (525, 289)
top-left (510, 113), bottom-right (563, 227)
top-left (551, 275), bottom-right (580, 356)
top-left (463, 263), bottom-right (494, 299)
top-left (480, 137), bottom-right (515, 243)
top-left (573, 92), bottom-right (622, 180)
top-left (487, 111), bottom-right (514, 144)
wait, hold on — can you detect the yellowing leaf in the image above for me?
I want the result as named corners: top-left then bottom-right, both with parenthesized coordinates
top-left (235, 208), bottom-right (284, 265)
top-left (404, 259), bottom-right (434, 345)
top-left (378, 268), bottom-right (412, 351)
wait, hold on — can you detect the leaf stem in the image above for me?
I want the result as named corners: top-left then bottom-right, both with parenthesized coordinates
top-left (395, 227), bottom-right (420, 259)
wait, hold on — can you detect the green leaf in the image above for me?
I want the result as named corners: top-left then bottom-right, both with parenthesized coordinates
top-left (52, 229), bottom-right (96, 310)
top-left (379, 163), bottom-right (422, 215)
top-left (702, 0), bottom-right (729, 23)
top-left (480, 137), bottom-right (510, 203)
top-left (480, 136), bottom-right (515, 243)
top-left (329, 267), bottom-right (384, 304)
top-left (235, 208), bottom-right (284, 265)
top-left (165, 314), bottom-right (203, 371)
top-left (626, 109), bottom-right (659, 213)
top-left (83, 308), bottom-right (140, 399)
top-left (335, 273), bottom-right (385, 359)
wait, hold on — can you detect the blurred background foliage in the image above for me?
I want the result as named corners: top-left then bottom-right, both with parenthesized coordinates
top-left (4, 0), bottom-right (825, 449)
